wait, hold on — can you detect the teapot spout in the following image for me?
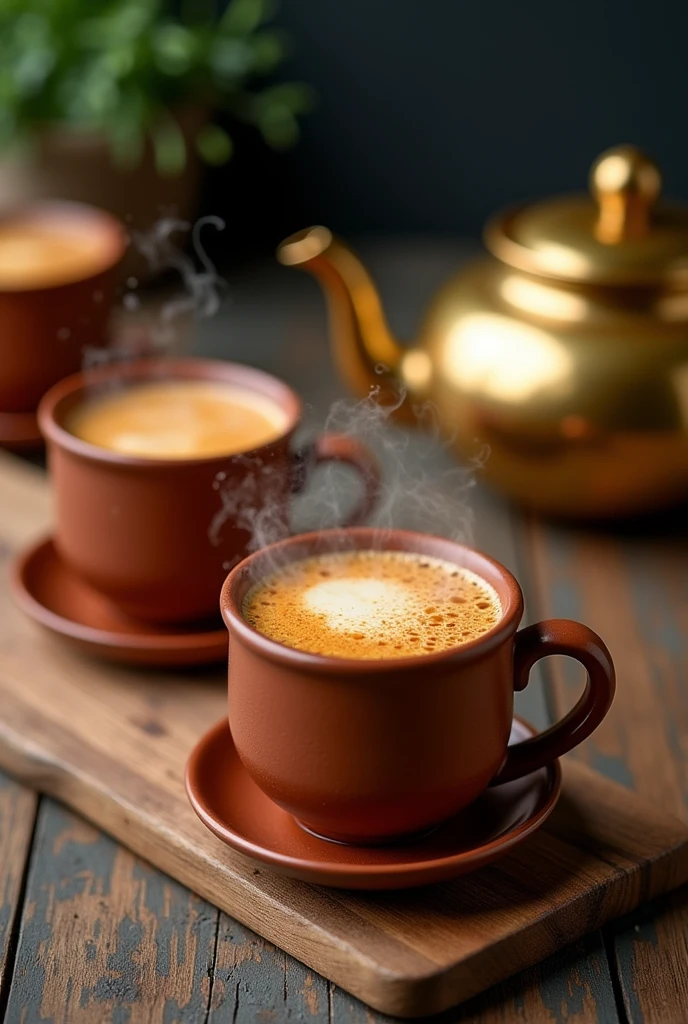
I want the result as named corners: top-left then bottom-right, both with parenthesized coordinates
top-left (277, 227), bottom-right (415, 416)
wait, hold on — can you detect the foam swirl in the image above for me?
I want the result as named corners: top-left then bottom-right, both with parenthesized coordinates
top-left (243, 550), bottom-right (501, 659)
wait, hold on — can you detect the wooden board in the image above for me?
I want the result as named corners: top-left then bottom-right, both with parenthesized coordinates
top-left (0, 249), bottom-right (616, 1024)
top-left (1, 452), bottom-right (688, 1018)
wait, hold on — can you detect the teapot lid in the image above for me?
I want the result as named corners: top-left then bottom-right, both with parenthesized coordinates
top-left (484, 146), bottom-right (688, 285)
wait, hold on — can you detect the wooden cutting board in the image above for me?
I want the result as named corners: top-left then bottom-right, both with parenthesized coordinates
top-left (1, 451), bottom-right (688, 1018)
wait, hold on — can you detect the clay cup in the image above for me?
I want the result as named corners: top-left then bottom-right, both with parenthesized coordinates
top-left (221, 528), bottom-right (616, 844)
top-left (38, 359), bottom-right (380, 624)
top-left (0, 201), bottom-right (126, 416)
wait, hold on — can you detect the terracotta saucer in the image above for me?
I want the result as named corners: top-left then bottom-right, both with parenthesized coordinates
top-left (186, 717), bottom-right (562, 890)
top-left (11, 537), bottom-right (228, 667)
top-left (0, 408), bottom-right (42, 451)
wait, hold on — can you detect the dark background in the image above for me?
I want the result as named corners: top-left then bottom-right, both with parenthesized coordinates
top-left (206, 0), bottom-right (688, 252)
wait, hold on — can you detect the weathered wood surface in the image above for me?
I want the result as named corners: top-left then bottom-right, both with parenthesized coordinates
top-left (3, 243), bottom-right (688, 1020)
top-left (527, 514), bottom-right (688, 1024)
top-left (0, 773), bottom-right (37, 1012)
top-left (2, 448), bottom-right (687, 1017)
top-left (5, 799), bottom-right (216, 1023)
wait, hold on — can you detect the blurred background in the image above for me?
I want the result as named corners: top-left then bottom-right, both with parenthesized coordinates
top-left (247, 0), bottom-right (688, 243)
top-left (4, 0), bottom-right (688, 519)
top-left (3, 0), bottom-right (688, 261)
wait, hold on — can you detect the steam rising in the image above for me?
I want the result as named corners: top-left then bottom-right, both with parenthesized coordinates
top-left (133, 215), bottom-right (226, 322)
top-left (76, 213), bottom-right (487, 573)
top-left (309, 384), bottom-right (486, 539)
top-left (83, 216), bottom-right (226, 370)
top-left (210, 380), bottom-right (488, 573)
top-left (209, 454), bottom-right (289, 563)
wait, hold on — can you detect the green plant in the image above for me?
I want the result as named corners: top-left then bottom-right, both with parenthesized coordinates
top-left (0, 0), bottom-right (313, 174)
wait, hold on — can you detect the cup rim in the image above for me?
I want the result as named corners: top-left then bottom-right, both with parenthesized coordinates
top-left (37, 357), bottom-right (303, 469)
top-left (0, 199), bottom-right (127, 294)
top-left (221, 527), bottom-right (524, 674)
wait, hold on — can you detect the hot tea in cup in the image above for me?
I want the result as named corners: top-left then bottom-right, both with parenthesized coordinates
top-left (0, 217), bottom-right (117, 290)
top-left (38, 360), bottom-right (380, 625)
top-left (66, 379), bottom-right (290, 459)
top-left (0, 202), bottom-right (125, 416)
top-left (222, 528), bottom-right (616, 844)
top-left (243, 550), bottom-right (502, 659)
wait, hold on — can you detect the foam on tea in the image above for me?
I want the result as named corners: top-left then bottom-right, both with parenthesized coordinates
top-left (66, 380), bottom-right (289, 459)
top-left (243, 550), bottom-right (502, 659)
top-left (0, 221), bottom-right (110, 289)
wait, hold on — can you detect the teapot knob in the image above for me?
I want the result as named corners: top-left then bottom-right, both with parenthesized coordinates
top-left (590, 145), bottom-right (661, 244)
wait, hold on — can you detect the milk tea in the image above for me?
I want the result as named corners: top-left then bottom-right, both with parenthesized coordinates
top-left (243, 550), bottom-right (502, 660)
top-left (66, 380), bottom-right (289, 459)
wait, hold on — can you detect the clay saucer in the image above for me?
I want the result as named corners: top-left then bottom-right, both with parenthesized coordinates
top-left (0, 408), bottom-right (42, 451)
top-left (11, 537), bottom-right (227, 667)
top-left (186, 717), bottom-right (562, 890)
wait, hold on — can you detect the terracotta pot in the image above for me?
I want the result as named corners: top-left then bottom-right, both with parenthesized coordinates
top-left (39, 359), bottom-right (380, 625)
top-left (0, 201), bottom-right (125, 414)
top-left (221, 528), bottom-right (616, 844)
top-left (0, 109), bottom-right (205, 236)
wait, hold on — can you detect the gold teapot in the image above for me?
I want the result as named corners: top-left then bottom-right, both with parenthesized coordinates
top-left (278, 146), bottom-right (688, 518)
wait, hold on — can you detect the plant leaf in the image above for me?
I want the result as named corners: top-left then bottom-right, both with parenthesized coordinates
top-left (153, 23), bottom-right (198, 76)
top-left (151, 114), bottom-right (186, 176)
top-left (221, 0), bottom-right (268, 37)
top-left (209, 37), bottom-right (255, 79)
top-left (258, 104), bottom-right (299, 149)
top-left (195, 123), bottom-right (233, 165)
top-left (257, 82), bottom-right (316, 114)
top-left (108, 121), bottom-right (144, 170)
top-left (0, 0), bottom-right (309, 164)
top-left (249, 31), bottom-right (286, 73)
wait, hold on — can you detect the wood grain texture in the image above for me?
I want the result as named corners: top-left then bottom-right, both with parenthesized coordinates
top-left (0, 772), bottom-right (37, 1008)
top-left (207, 918), bottom-right (329, 1022)
top-left (325, 933), bottom-right (621, 1024)
top-left (526, 514), bottom-right (688, 1024)
top-left (454, 933), bottom-right (619, 1024)
top-left (5, 798), bottom-right (217, 1024)
top-left (214, 248), bottom-right (618, 1024)
top-left (1, 452), bottom-right (687, 1017)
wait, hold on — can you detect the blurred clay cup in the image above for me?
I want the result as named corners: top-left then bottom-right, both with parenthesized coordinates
top-left (0, 200), bottom-right (126, 415)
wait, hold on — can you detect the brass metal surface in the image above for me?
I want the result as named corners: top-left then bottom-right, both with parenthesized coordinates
top-left (277, 147), bottom-right (688, 517)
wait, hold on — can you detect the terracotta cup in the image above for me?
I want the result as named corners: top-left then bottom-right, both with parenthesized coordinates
top-left (0, 201), bottom-right (126, 414)
top-left (221, 527), bottom-right (616, 844)
top-left (38, 359), bottom-right (380, 624)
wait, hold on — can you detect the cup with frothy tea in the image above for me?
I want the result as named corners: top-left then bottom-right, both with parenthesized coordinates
top-left (221, 527), bottom-right (615, 844)
top-left (0, 201), bottom-right (125, 418)
top-left (38, 359), bottom-right (380, 624)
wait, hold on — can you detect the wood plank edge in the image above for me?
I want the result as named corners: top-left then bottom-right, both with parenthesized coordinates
top-left (416, 830), bottom-right (688, 1019)
top-left (0, 727), bottom-right (436, 1014)
top-left (0, 780), bottom-right (39, 1014)
top-left (3, 722), bottom-right (688, 1019)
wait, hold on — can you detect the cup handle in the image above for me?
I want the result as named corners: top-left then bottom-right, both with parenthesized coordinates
top-left (292, 433), bottom-right (381, 526)
top-left (490, 619), bottom-right (615, 785)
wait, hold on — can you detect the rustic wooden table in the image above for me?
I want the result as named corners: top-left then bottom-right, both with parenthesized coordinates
top-left (1, 241), bottom-right (686, 1023)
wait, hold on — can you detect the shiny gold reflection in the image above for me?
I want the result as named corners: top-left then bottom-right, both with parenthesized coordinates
top-left (531, 242), bottom-right (591, 278)
top-left (443, 313), bottom-right (573, 402)
top-left (671, 363), bottom-right (688, 427)
top-left (500, 275), bottom-right (588, 321)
